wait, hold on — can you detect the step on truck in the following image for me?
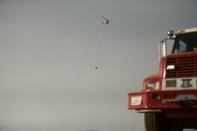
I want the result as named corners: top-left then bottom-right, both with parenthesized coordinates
top-left (128, 27), bottom-right (197, 131)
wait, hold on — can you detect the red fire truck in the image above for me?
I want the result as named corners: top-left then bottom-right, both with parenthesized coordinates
top-left (128, 27), bottom-right (197, 131)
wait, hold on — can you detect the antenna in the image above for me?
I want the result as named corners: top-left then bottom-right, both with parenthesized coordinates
top-left (94, 16), bottom-right (111, 70)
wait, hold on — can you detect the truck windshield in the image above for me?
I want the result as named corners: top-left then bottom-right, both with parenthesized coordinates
top-left (173, 32), bottom-right (197, 53)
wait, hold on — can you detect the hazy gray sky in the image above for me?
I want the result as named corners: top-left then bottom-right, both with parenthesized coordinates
top-left (0, 0), bottom-right (197, 131)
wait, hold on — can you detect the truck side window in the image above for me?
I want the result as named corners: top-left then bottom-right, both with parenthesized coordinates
top-left (173, 32), bottom-right (197, 53)
top-left (179, 41), bottom-right (187, 52)
top-left (173, 40), bottom-right (187, 53)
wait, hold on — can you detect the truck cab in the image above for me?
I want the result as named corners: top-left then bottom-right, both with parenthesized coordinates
top-left (128, 28), bottom-right (197, 131)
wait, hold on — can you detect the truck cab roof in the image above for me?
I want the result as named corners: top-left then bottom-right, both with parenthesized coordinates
top-left (177, 27), bottom-right (197, 34)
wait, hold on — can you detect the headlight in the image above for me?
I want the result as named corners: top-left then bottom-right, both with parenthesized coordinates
top-left (146, 81), bottom-right (160, 90)
top-left (166, 79), bottom-right (176, 88)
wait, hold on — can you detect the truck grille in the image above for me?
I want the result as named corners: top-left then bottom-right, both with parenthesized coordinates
top-left (166, 55), bottom-right (197, 78)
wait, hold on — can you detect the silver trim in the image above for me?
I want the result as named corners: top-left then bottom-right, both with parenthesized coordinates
top-left (136, 109), bottom-right (161, 113)
top-left (163, 77), bottom-right (197, 90)
top-left (163, 95), bottom-right (197, 103)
